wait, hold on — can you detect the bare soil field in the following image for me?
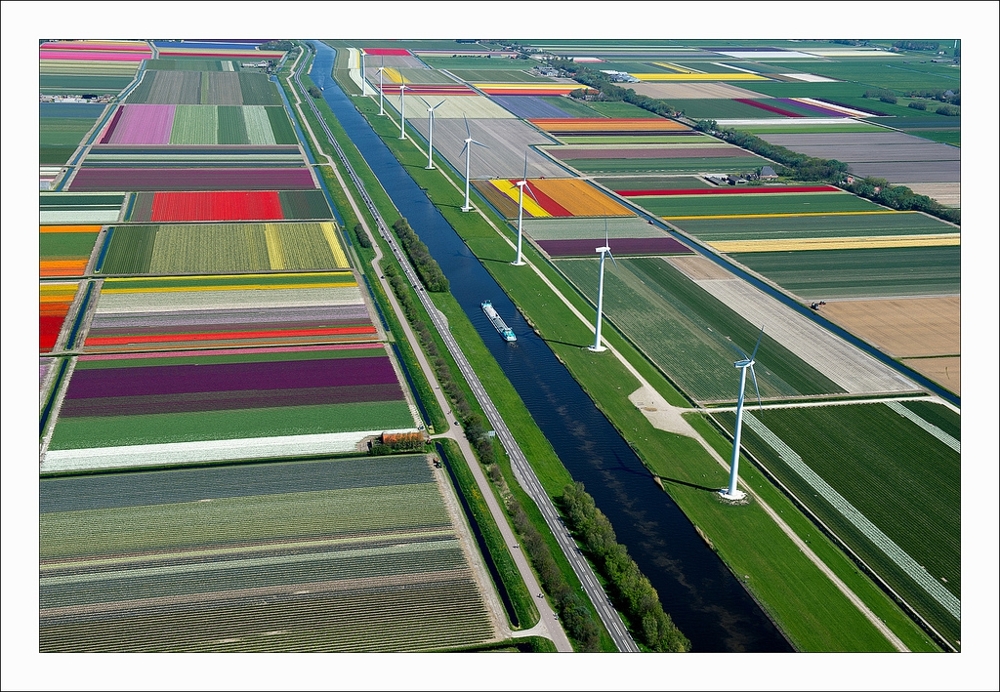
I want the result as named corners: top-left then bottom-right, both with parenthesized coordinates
top-left (848, 161), bottom-right (961, 185)
top-left (668, 254), bottom-right (734, 280)
top-left (402, 94), bottom-right (515, 120)
top-left (758, 132), bottom-right (960, 186)
top-left (667, 258), bottom-right (922, 395)
top-left (820, 296), bottom-right (960, 358)
top-left (409, 118), bottom-right (568, 179)
top-left (901, 356), bottom-right (960, 395)
top-left (629, 82), bottom-right (767, 100)
top-left (905, 183), bottom-right (960, 208)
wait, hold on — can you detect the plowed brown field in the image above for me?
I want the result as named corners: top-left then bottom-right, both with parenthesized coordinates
top-left (821, 296), bottom-right (959, 358)
top-left (901, 356), bottom-right (960, 395)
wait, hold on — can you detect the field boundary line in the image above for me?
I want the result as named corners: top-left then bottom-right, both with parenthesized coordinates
top-left (884, 401), bottom-right (960, 453)
top-left (744, 411), bottom-right (960, 621)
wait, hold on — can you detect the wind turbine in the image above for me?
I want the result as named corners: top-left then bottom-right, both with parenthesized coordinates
top-left (360, 49), bottom-right (366, 96)
top-left (397, 83), bottom-right (409, 139)
top-left (419, 97), bottom-right (444, 169)
top-left (460, 114), bottom-right (488, 212)
top-left (376, 57), bottom-right (386, 115)
top-left (509, 151), bottom-right (539, 266)
top-left (720, 327), bottom-right (764, 502)
top-left (588, 223), bottom-right (617, 353)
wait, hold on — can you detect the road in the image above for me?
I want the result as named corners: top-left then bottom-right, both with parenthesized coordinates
top-left (292, 45), bottom-right (639, 653)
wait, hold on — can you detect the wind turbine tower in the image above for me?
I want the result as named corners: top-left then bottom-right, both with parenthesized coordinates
top-left (460, 115), bottom-right (488, 212)
top-left (588, 228), bottom-right (616, 352)
top-left (420, 97), bottom-right (444, 169)
top-left (511, 151), bottom-right (537, 266)
top-left (398, 84), bottom-right (409, 139)
top-left (376, 58), bottom-right (386, 116)
top-left (360, 49), bottom-right (366, 96)
top-left (720, 327), bottom-right (764, 501)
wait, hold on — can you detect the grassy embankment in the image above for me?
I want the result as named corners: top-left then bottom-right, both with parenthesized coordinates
top-left (338, 58), bottom-right (940, 652)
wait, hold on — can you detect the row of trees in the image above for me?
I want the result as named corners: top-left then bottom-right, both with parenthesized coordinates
top-left (560, 482), bottom-right (691, 652)
top-left (694, 121), bottom-right (959, 224)
top-left (908, 101), bottom-right (960, 115)
top-left (843, 176), bottom-right (960, 223)
top-left (380, 262), bottom-right (494, 465)
top-left (863, 88), bottom-right (899, 104)
top-left (392, 218), bottom-right (449, 292)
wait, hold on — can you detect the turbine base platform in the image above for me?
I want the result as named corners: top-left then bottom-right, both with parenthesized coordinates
top-left (587, 345), bottom-right (607, 353)
top-left (718, 488), bottom-right (747, 502)
top-left (511, 260), bottom-right (526, 267)
top-left (461, 205), bottom-right (473, 212)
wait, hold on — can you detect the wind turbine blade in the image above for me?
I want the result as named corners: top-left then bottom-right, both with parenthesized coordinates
top-left (750, 326), bottom-right (765, 360)
top-left (471, 139), bottom-right (489, 149)
top-left (607, 247), bottom-right (618, 268)
top-left (418, 96), bottom-right (430, 109)
top-left (604, 218), bottom-right (609, 246)
top-left (459, 141), bottom-right (469, 157)
top-left (432, 99), bottom-right (445, 110)
top-left (523, 181), bottom-right (541, 204)
top-left (464, 114), bottom-right (471, 139)
top-left (522, 151), bottom-right (528, 182)
top-left (749, 364), bottom-right (762, 410)
top-left (726, 339), bottom-right (749, 360)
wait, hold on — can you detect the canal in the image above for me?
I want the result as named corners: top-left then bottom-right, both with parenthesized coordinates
top-left (309, 41), bottom-right (792, 653)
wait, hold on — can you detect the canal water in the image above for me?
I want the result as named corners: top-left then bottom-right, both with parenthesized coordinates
top-left (308, 41), bottom-right (792, 652)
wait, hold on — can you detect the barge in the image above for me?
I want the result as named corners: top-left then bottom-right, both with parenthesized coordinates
top-left (481, 300), bottom-right (516, 342)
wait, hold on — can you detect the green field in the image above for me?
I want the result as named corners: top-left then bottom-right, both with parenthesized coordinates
top-left (669, 98), bottom-right (787, 120)
top-left (732, 122), bottom-right (891, 134)
top-left (760, 60), bottom-right (961, 93)
top-left (640, 192), bottom-right (885, 217)
top-left (40, 455), bottom-right (495, 652)
top-left (902, 128), bottom-right (960, 146)
top-left (713, 403), bottom-right (960, 647)
top-left (48, 399), bottom-right (414, 450)
top-left (40, 230), bottom-right (99, 262)
top-left (448, 68), bottom-right (551, 82)
top-left (583, 101), bottom-right (664, 118)
top-left (556, 257), bottom-right (843, 402)
top-left (670, 210), bottom-right (957, 241)
top-left (730, 245), bottom-right (960, 299)
top-left (566, 155), bottom-right (768, 175)
top-left (40, 104), bottom-right (108, 164)
top-left (98, 223), bottom-right (346, 275)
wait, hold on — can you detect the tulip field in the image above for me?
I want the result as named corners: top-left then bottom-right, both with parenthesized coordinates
top-left (40, 454), bottom-right (496, 651)
top-left (42, 344), bottom-right (418, 473)
top-left (83, 273), bottom-right (378, 352)
top-left (96, 222), bottom-right (348, 274)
